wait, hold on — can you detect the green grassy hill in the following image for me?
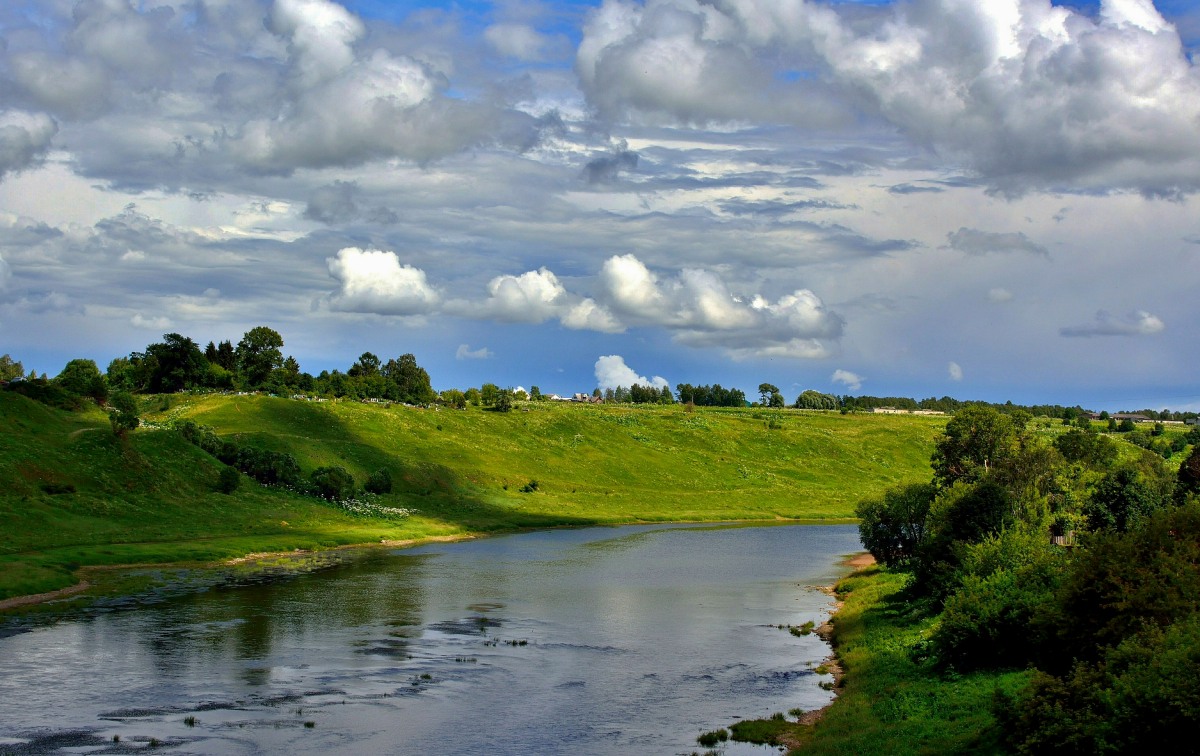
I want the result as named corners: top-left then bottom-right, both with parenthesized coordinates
top-left (1, 392), bottom-right (944, 600)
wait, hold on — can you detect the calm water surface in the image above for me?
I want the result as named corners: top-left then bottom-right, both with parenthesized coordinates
top-left (0, 523), bottom-right (860, 754)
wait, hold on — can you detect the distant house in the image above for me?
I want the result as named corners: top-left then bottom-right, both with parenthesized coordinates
top-left (1112, 413), bottom-right (1151, 423)
top-left (1186, 418), bottom-right (1200, 427)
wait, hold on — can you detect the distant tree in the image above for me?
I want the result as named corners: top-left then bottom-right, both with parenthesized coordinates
top-left (442, 388), bottom-right (467, 409)
top-left (364, 468), bottom-right (393, 494)
top-left (592, 387), bottom-right (602, 399)
top-left (381, 353), bottom-right (433, 404)
top-left (795, 390), bottom-right (838, 410)
top-left (216, 466), bottom-right (240, 494)
top-left (310, 466), bottom-right (355, 500)
top-left (758, 383), bottom-right (780, 406)
top-left (1176, 445), bottom-right (1200, 502)
top-left (1085, 466), bottom-right (1170, 533)
top-left (204, 340), bottom-right (236, 371)
top-left (348, 352), bottom-right (381, 377)
top-left (235, 326), bottom-right (284, 389)
top-left (1118, 418), bottom-right (1137, 433)
top-left (529, 385), bottom-right (542, 401)
top-left (55, 359), bottom-right (107, 403)
top-left (0, 354), bottom-right (24, 381)
top-left (465, 387), bottom-right (481, 406)
top-left (1054, 429), bottom-right (1118, 469)
top-left (145, 333), bottom-right (208, 393)
top-left (494, 388), bottom-right (514, 412)
top-left (480, 383), bottom-right (499, 406)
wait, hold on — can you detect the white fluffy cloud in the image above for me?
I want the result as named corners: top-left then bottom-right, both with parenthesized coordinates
top-left (831, 369), bottom-right (863, 391)
top-left (594, 354), bottom-right (668, 389)
top-left (476, 268), bottom-right (569, 323)
top-left (948, 362), bottom-right (964, 381)
top-left (326, 247), bottom-right (440, 316)
top-left (596, 254), bottom-right (842, 357)
top-left (1060, 310), bottom-right (1166, 338)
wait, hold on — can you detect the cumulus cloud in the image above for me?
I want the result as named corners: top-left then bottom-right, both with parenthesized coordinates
top-left (0, 111), bottom-right (58, 180)
top-left (475, 268), bottom-right (569, 323)
top-left (947, 228), bottom-right (1048, 257)
top-left (456, 344), bottom-right (493, 360)
top-left (577, 0), bottom-right (1200, 194)
top-left (948, 361), bottom-right (964, 381)
top-left (596, 254), bottom-right (842, 358)
top-left (1060, 310), bottom-right (1166, 338)
top-left (988, 288), bottom-right (1015, 303)
top-left (831, 369), bottom-right (863, 391)
top-left (594, 354), bottom-right (668, 389)
top-left (562, 298), bottom-right (624, 333)
top-left (485, 23), bottom-right (554, 61)
top-left (326, 247), bottom-right (439, 316)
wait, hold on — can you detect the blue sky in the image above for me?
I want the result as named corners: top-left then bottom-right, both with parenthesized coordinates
top-left (1, 0), bottom-right (1199, 411)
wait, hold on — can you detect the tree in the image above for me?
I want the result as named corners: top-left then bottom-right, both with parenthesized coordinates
top-left (1179, 445), bottom-right (1200, 502)
top-left (55, 359), bottom-right (107, 403)
top-left (758, 383), bottom-right (780, 406)
top-left (382, 353), bottom-right (434, 404)
top-left (442, 388), bottom-right (467, 409)
top-left (235, 326), bottom-right (284, 389)
top-left (931, 405), bottom-right (1026, 489)
top-left (310, 466), bottom-right (355, 500)
top-left (1085, 466), bottom-right (1169, 533)
top-left (855, 483), bottom-right (936, 568)
top-left (0, 354), bottom-right (24, 381)
top-left (529, 385), bottom-right (542, 401)
top-left (348, 352), bottom-right (381, 377)
top-left (493, 388), bottom-right (514, 412)
top-left (140, 333), bottom-right (208, 393)
top-left (465, 387), bottom-right (481, 406)
top-left (109, 391), bottom-right (140, 437)
top-left (480, 383), bottom-right (499, 406)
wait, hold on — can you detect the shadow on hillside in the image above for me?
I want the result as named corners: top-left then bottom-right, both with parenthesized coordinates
top-left (211, 398), bottom-right (602, 534)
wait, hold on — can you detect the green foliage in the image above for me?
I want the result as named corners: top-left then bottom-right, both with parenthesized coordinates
top-left (931, 530), bottom-right (1066, 671)
top-left (480, 383), bottom-right (499, 406)
top-left (855, 483), bottom-right (935, 567)
top-left (1054, 428), bottom-right (1117, 468)
top-left (519, 479), bottom-right (539, 493)
top-left (364, 467), bottom-right (393, 495)
top-left (55, 358), bottom-right (107, 403)
top-left (143, 333), bottom-right (208, 392)
top-left (930, 405), bottom-right (1026, 488)
top-left (217, 465), bottom-right (240, 494)
top-left (235, 326), bottom-right (284, 389)
top-left (1178, 444), bottom-right (1200, 501)
top-left (235, 446), bottom-right (302, 487)
top-left (108, 390), bottom-right (140, 436)
top-left (309, 466), bottom-right (356, 501)
top-left (795, 389), bottom-right (839, 410)
top-left (1084, 465), bottom-right (1170, 533)
top-left (697, 729), bottom-right (728, 747)
top-left (493, 388), bottom-right (513, 412)
top-left (0, 354), bottom-right (24, 381)
top-left (6, 377), bottom-right (84, 410)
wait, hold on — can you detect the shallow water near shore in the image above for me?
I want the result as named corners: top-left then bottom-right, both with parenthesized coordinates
top-left (0, 522), bottom-right (859, 755)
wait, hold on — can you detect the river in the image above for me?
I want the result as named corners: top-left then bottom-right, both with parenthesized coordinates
top-left (0, 523), bottom-right (861, 755)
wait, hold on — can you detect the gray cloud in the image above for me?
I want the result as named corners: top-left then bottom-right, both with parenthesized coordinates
top-left (1060, 310), bottom-right (1166, 338)
top-left (947, 228), bottom-right (1049, 257)
top-left (0, 111), bottom-right (57, 179)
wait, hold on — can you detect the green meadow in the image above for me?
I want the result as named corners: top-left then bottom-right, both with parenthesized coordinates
top-left (0, 391), bottom-right (943, 600)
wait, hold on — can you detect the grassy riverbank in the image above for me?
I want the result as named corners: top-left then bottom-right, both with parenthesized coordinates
top-left (1, 392), bottom-right (943, 601)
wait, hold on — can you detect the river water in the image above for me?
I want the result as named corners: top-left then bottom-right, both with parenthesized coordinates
top-left (0, 523), bottom-right (860, 755)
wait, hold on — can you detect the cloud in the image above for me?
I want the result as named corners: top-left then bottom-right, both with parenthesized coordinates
top-left (947, 228), bottom-right (1048, 257)
top-left (562, 298), bottom-right (624, 333)
top-left (1060, 310), bottom-right (1166, 338)
top-left (484, 23), bottom-right (554, 61)
top-left (948, 362), bottom-right (963, 381)
top-left (831, 369), bottom-right (863, 391)
top-left (456, 344), bottom-right (493, 360)
top-left (988, 288), bottom-right (1014, 303)
top-left (596, 254), bottom-right (843, 358)
top-left (130, 313), bottom-right (172, 330)
top-left (577, 0), bottom-right (1200, 194)
top-left (475, 268), bottom-right (570, 323)
top-left (0, 253), bottom-right (9, 290)
top-left (584, 145), bottom-right (639, 184)
top-left (594, 354), bottom-right (668, 390)
top-left (326, 247), bottom-right (440, 316)
top-left (0, 111), bottom-right (58, 180)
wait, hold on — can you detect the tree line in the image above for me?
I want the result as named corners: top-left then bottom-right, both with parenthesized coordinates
top-left (855, 405), bottom-right (1200, 751)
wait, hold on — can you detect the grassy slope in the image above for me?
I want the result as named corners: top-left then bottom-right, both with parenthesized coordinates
top-left (1, 392), bottom-right (942, 600)
top-left (792, 567), bottom-right (1030, 755)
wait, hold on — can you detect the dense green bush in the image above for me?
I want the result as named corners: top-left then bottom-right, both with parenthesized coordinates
top-left (855, 483), bottom-right (935, 568)
top-left (931, 530), bottom-right (1065, 670)
top-left (235, 446), bottom-right (302, 487)
top-left (310, 466), bottom-right (355, 501)
top-left (216, 466), bottom-right (240, 494)
top-left (364, 467), bottom-right (393, 494)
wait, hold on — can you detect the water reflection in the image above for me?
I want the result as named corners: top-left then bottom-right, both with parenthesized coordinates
top-left (0, 523), bottom-right (860, 755)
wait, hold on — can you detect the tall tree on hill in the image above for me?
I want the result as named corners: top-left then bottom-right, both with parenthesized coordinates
top-left (0, 354), bottom-right (24, 381)
top-left (382, 353), bottom-right (434, 404)
top-left (235, 326), bottom-right (284, 390)
top-left (55, 358), bottom-right (107, 403)
top-left (145, 333), bottom-right (208, 393)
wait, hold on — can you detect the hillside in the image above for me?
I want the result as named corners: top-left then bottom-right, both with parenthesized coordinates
top-left (1, 392), bottom-right (943, 600)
